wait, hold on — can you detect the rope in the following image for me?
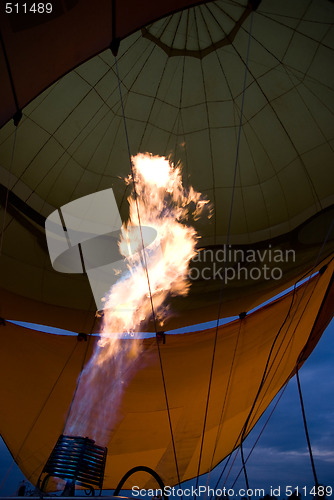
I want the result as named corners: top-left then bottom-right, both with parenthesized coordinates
top-left (236, 282), bottom-right (297, 466)
top-left (228, 265), bottom-right (333, 489)
top-left (204, 319), bottom-right (242, 497)
top-left (244, 262), bottom-right (332, 437)
top-left (194, 11), bottom-right (255, 498)
top-left (0, 456), bottom-right (15, 495)
top-left (226, 216), bottom-right (334, 489)
top-left (211, 382), bottom-right (287, 494)
top-left (0, 31), bottom-right (22, 124)
top-left (0, 334), bottom-right (78, 492)
top-left (296, 367), bottom-right (319, 487)
top-left (240, 439), bottom-right (250, 493)
top-left (63, 316), bottom-right (96, 431)
top-left (230, 383), bottom-right (288, 488)
top-left (114, 54), bottom-right (183, 496)
top-left (212, 383), bottom-right (287, 499)
top-left (238, 232), bottom-right (334, 443)
top-left (209, 281), bottom-right (297, 495)
top-left (0, 126), bottom-right (18, 256)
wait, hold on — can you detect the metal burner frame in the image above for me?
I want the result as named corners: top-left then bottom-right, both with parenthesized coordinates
top-left (38, 434), bottom-right (107, 496)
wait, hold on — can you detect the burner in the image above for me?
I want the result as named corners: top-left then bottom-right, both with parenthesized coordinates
top-left (38, 435), bottom-right (107, 496)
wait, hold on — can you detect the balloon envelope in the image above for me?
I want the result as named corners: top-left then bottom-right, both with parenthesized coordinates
top-left (0, 0), bottom-right (334, 491)
top-left (0, 259), bottom-right (333, 489)
top-left (0, 0), bottom-right (333, 331)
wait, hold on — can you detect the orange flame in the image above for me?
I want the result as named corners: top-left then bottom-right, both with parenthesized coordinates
top-left (65, 153), bottom-right (208, 444)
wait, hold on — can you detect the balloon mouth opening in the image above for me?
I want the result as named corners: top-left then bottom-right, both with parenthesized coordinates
top-left (38, 434), bottom-right (107, 495)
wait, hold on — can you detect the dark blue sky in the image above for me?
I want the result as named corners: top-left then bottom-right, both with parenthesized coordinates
top-left (1, 319), bottom-right (333, 497)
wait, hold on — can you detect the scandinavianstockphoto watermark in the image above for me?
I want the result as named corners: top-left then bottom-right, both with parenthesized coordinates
top-left (189, 245), bottom-right (296, 283)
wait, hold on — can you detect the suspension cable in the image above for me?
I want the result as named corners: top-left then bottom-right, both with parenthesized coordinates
top-left (0, 125), bottom-right (18, 256)
top-left (229, 271), bottom-right (332, 489)
top-left (194, 11), bottom-right (255, 498)
top-left (238, 230), bottom-right (334, 435)
top-left (211, 251), bottom-right (332, 494)
top-left (235, 283), bottom-right (297, 495)
top-left (229, 383), bottom-right (288, 489)
top-left (63, 314), bottom-right (96, 431)
top-left (114, 53), bottom-right (183, 495)
top-left (203, 318), bottom-right (242, 498)
top-left (210, 279), bottom-right (298, 493)
top-left (296, 367), bottom-right (319, 487)
top-left (0, 330), bottom-right (79, 493)
top-left (0, 31), bottom-right (22, 126)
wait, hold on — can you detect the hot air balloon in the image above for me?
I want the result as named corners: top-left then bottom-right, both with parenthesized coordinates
top-left (0, 0), bottom-right (333, 494)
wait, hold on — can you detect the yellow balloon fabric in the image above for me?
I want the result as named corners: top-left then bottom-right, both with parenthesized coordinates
top-left (0, 258), bottom-right (333, 490)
